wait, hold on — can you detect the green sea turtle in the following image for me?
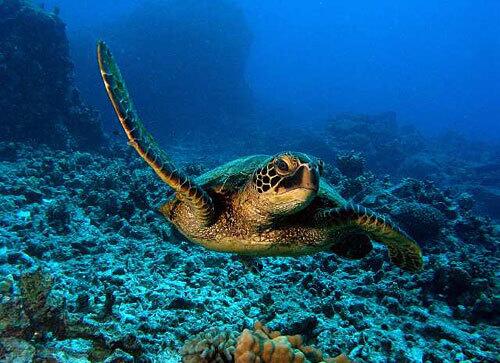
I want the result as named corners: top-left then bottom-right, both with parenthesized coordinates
top-left (97, 41), bottom-right (423, 272)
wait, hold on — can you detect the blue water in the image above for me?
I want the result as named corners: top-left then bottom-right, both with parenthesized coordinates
top-left (45, 0), bottom-right (500, 141)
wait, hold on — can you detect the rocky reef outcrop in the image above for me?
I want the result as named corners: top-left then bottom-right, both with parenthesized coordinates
top-left (325, 112), bottom-right (425, 174)
top-left (0, 0), bottom-right (105, 150)
top-left (320, 112), bottom-right (500, 221)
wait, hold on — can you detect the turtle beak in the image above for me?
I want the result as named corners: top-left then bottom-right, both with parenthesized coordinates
top-left (298, 164), bottom-right (319, 192)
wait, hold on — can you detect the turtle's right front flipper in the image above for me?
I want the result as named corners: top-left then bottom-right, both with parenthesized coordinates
top-left (315, 204), bottom-right (423, 272)
top-left (97, 41), bottom-right (214, 225)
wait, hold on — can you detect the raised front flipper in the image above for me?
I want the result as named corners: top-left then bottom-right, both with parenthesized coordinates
top-left (315, 204), bottom-right (423, 272)
top-left (97, 41), bottom-right (214, 225)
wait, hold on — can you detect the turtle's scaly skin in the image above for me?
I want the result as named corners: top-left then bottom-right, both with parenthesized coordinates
top-left (97, 41), bottom-right (423, 272)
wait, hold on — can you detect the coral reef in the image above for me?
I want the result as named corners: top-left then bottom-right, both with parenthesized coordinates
top-left (0, 0), bottom-right (105, 149)
top-left (325, 112), bottom-right (425, 174)
top-left (336, 152), bottom-right (366, 178)
top-left (323, 113), bottom-right (500, 220)
top-left (0, 141), bottom-right (497, 362)
top-left (234, 322), bottom-right (350, 363)
top-left (0, 2), bottom-right (498, 361)
top-left (181, 330), bottom-right (238, 363)
top-left (181, 322), bottom-right (351, 363)
top-left (390, 202), bottom-right (446, 241)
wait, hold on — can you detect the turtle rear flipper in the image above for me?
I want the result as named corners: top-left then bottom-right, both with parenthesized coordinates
top-left (97, 41), bottom-right (214, 225)
top-left (316, 204), bottom-right (423, 272)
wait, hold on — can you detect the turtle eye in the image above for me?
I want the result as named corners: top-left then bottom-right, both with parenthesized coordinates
top-left (274, 158), bottom-right (289, 173)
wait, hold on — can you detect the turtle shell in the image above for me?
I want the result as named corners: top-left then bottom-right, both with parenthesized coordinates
top-left (195, 155), bottom-right (270, 193)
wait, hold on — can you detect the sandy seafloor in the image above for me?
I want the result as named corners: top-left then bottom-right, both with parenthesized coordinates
top-left (0, 141), bottom-right (498, 362)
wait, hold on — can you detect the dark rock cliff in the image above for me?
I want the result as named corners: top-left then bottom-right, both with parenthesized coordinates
top-left (0, 0), bottom-right (105, 150)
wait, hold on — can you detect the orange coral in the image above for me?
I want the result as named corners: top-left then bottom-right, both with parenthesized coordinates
top-left (234, 322), bottom-right (352, 363)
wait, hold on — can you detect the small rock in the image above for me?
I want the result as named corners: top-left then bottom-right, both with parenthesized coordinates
top-left (104, 349), bottom-right (134, 363)
top-left (6, 251), bottom-right (34, 266)
top-left (0, 274), bottom-right (14, 294)
top-left (168, 297), bottom-right (196, 310)
top-left (0, 338), bottom-right (36, 362)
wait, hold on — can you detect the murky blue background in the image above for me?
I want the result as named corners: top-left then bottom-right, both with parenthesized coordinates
top-left (42, 0), bottom-right (500, 141)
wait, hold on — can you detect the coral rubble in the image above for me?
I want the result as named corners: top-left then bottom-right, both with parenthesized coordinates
top-left (0, 141), bottom-right (498, 361)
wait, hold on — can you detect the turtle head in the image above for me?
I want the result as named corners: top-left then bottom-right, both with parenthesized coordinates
top-left (250, 152), bottom-right (323, 216)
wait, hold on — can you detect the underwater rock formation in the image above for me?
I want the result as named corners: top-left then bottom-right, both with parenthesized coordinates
top-left (325, 112), bottom-right (425, 174)
top-left (323, 112), bottom-right (500, 221)
top-left (391, 202), bottom-right (446, 241)
top-left (0, 0), bottom-right (105, 150)
top-left (336, 151), bottom-right (366, 178)
top-left (72, 0), bottom-right (253, 141)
